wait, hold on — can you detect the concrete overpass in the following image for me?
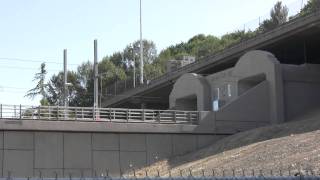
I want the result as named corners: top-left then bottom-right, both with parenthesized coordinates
top-left (102, 11), bottom-right (320, 109)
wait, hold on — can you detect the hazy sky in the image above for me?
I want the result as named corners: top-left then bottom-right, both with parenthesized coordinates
top-left (0, 0), bottom-right (304, 105)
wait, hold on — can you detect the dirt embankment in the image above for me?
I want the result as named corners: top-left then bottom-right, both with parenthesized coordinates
top-left (130, 108), bottom-right (320, 177)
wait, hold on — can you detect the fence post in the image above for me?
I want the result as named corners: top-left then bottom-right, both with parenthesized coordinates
top-left (48, 106), bottom-right (51, 120)
top-left (158, 111), bottom-right (161, 123)
top-left (19, 104), bottom-right (22, 120)
top-left (38, 106), bottom-right (41, 119)
top-left (142, 109), bottom-right (145, 121)
top-left (75, 108), bottom-right (77, 121)
top-left (173, 111), bottom-right (176, 123)
top-left (109, 108), bottom-right (112, 122)
top-left (14, 105), bottom-right (16, 118)
top-left (0, 104), bottom-right (2, 119)
top-left (81, 108), bottom-right (84, 119)
top-left (93, 107), bottom-right (95, 121)
top-left (126, 109), bottom-right (129, 122)
top-left (57, 106), bottom-right (59, 120)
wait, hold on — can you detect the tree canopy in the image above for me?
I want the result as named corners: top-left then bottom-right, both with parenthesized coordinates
top-left (29, 0), bottom-right (315, 107)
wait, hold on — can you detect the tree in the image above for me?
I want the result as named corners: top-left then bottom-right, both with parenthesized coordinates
top-left (98, 57), bottom-right (127, 84)
top-left (259, 1), bottom-right (289, 32)
top-left (299, 0), bottom-right (320, 16)
top-left (25, 63), bottom-right (48, 105)
top-left (46, 71), bottom-right (90, 107)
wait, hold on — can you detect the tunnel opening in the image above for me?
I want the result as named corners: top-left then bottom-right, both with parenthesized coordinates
top-left (175, 95), bottom-right (198, 111)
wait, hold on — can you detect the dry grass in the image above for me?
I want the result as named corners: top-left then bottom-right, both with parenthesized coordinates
top-left (129, 108), bottom-right (320, 177)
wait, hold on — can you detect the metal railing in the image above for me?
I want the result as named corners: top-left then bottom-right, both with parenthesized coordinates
top-left (0, 104), bottom-right (198, 124)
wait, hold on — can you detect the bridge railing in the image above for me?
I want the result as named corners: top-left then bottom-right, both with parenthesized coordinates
top-left (0, 104), bottom-right (198, 124)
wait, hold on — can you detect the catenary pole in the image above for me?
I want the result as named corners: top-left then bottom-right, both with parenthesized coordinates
top-left (63, 49), bottom-right (67, 108)
top-left (94, 39), bottom-right (98, 119)
top-left (139, 0), bottom-right (144, 84)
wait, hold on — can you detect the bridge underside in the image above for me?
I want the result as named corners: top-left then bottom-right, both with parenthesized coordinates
top-left (104, 20), bottom-right (320, 109)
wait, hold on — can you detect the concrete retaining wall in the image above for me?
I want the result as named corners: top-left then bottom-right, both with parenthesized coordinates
top-left (0, 131), bottom-right (225, 178)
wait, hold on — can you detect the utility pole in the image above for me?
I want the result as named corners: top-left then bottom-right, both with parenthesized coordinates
top-left (63, 49), bottom-right (68, 120)
top-left (93, 39), bottom-right (98, 118)
top-left (63, 49), bottom-right (67, 108)
top-left (133, 57), bottom-right (136, 88)
top-left (139, 0), bottom-right (144, 84)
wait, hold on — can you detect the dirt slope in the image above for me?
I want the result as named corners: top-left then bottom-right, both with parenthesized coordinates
top-left (132, 108), bottom-right (320, 177)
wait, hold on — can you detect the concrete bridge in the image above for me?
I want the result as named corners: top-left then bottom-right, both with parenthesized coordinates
top-left (0, 104), bottom-right (258, 177)
top-left (102, 11), bottom-right (320, 109)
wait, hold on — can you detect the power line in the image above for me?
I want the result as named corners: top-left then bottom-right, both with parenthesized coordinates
top-left (0, 57), bottom-right (80, 66)
top-left (0, 65), bottom-right (61, 71)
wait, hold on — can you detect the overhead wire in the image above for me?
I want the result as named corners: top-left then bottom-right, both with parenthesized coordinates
top-left (0, 65), bottom-right (62, 71)
top-left (0, 57), bottom-right (80, 66)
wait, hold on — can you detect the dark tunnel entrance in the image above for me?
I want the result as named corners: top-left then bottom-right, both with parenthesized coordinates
top-left (175, 95), bottom-right (198, 111)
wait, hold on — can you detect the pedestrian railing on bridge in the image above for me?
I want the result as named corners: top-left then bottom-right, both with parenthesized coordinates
top-left (0, 104), bottom-right (198, 124)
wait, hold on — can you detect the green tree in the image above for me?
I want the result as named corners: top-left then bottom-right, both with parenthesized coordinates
top-left (299, 0), bottom-right (320, 16)
top-left (259, 1), bottom-right (288, 32)
top-left (46, 71), bottom-right (90, 107)
top-left (25, 63), bottom-right (48, 105)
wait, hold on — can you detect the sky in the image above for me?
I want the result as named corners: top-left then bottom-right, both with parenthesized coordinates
top-left (0, 0), bottom-right (305, 106)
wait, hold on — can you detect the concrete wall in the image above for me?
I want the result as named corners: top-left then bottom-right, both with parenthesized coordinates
top-left (0, 130), bottom-right (225, 178)
top-left (215, 81), bottom-right (270, 133)
top-left (169, 50), bottom-right (285, 124)
top-left (169, 73), bottom-right (211, 111)
top-left (282, 64), bottom-right (320, 121)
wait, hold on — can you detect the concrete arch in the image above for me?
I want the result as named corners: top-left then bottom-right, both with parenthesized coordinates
top-left (169, 73), bottom-right (211, 111)
top-left (233, 50), bottom-right (285, 124)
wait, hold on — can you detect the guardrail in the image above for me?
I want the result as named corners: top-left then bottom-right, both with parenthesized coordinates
top-left (0, 104), bottom-right (198, 124)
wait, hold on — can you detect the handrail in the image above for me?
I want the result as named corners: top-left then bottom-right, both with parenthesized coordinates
top-left (0, 104), bottom-right (198, 125)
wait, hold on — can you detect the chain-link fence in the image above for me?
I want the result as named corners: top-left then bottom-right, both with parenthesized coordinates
top-left (2, 168), bottom-right (320, 179)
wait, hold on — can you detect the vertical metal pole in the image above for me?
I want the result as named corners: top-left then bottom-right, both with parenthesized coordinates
top-left (133, 58), bottom-right (136, 88)
top-left (94, 39), bottom-right (99, 120)
top-left (63, 49), bottom-right (68, 120)
top-left (63, 49), bottom-right (67, 107)
top-left (139, 0), bottom-right (144, 84)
